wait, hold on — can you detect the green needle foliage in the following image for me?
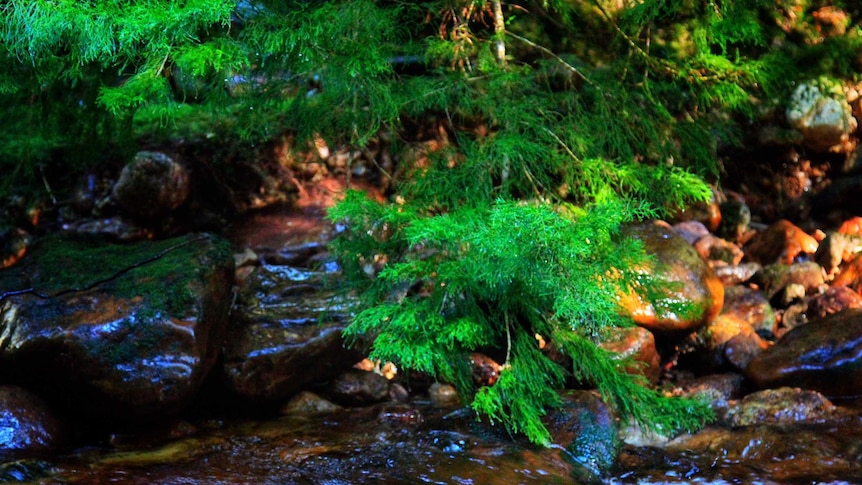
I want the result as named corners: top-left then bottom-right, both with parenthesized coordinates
top-left (2, 0), bottom-right (859, 444)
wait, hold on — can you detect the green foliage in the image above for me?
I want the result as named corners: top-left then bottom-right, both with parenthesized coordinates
top-left (2, 0), bottom-right (856, 445)
top-left (330, 193), bottom-right (712, 444)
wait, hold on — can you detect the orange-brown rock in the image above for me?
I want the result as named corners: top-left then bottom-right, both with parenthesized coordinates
top-left (619, 222), bottom-right (724, 332)
top-left (838, 216), bottom-right (862, 236)
top-left (692, 314), bottom-right (768, 372)
top-left (469, 352), bottom-right (502, 387)
top-left (745, 219), bottom-right (819, 265)
top-left (598, 326), bottom-right (661, 383)
top-left (832, 253), bottom-right (862, 291)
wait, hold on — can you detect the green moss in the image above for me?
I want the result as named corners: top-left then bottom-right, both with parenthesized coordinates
top-left (30, 233), bottom-right (228, 317)
top-left (82, 314), bottom-right (173, 367)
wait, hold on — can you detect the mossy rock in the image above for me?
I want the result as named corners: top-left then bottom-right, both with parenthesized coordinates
top-left (0, 233), bottom-right (234, 420)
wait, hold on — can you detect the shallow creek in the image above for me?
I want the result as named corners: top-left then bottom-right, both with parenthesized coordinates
top-left (5, 401), bottom-right (862, 484)
top-left (5, 205), bottom-right (862, 484)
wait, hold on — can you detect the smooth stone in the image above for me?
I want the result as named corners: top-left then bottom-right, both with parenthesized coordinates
top-left (111, 151), bottom-right (190, 218)
top-left (618, 221), bottom-right (724, 332)
top-left (327, 369), bottom-right (390, 406)
top-left (745, 308), bottom-right (862, 397)
top-left (721, 285), bottom-right (776, 334)
top-left (598, 326), bottom-right (661, 384)
top-left (544, 390), bottom-right (618, 474)
top-left (221, 264), bottom-right (363, 403)
top-left (722, 387), bottom-right (838, 426)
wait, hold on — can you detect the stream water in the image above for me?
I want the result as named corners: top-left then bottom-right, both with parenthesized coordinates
top-left (4, 204), bottom-right (862, 484)
top-left (5, 400), bottom-right (862, 484)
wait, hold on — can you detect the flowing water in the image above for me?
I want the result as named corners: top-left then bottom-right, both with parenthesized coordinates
top-left (5, 204), bottom-right (862, 484)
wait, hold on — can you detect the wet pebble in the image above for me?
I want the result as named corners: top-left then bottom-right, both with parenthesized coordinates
top-left (327, 369), bottom-right (391, 406)
top-left (745, 219), bottom-right (819, 265)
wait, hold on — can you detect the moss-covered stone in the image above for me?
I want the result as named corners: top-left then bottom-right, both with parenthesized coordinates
top-left (0, 233), bottom-right (234, 420)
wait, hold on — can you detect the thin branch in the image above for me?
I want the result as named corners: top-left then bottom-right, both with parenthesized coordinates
top-left (505, 32), bottom-right (597, 88)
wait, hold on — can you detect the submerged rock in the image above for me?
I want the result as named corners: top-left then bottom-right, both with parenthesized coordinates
top-left (745, 308), bottom-right (862, 397)
top-left (618, 221), bottom-right (724, 332)
top-left (545, 390), bottom-right (619, 474)
top-left (0, 233), bottom-right (233, 420)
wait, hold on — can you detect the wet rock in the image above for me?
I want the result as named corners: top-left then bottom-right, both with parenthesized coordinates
top-left (376, 402), bottom-right (424, 426)
top-left (693, 234), bottom-right (744, 266)
top-left (672, 191), bottom-right (721, 233)
top-left (428, 382), bottom-right (460, 408)
top-left (724, 332), bottom-right (767, 371)
top-left (672, 220), bottom-right (710, 245)
top-left (598, 326), bottom-right (661, 383)
top-left (681, 373), bottom-right (745, 415)
top-left (716, 198), bottom-right (751, 243)
top-left (0, 460), bottom-right (54, 483)
top-left (721, 285), bottom-right (776, 334)
top-left (619, 221), bottom-right (724, 332)
top-left (785, 78), bottom-right (857, 151)
top-left (689, 314), bottom-right (766, 372)
top-left (0, 227), bottom-right (29, 269)
top-left (469, 352), bottom-right (501, 387)
top-left (745, 308), bottom-right (862, 397)
top-left (814, 231), bottom-right (862, 275)
top-left (112, 151), bottom-right (190, 219)
top-left (0, 233), bottom-right (233, 420)
top-left (66, 216), bottom-right (151, 241)
top-left (0, 386), bottom-right (64, 456)
top-left (327, 369), bottom-right (390, 406)
top-left (806, 286), bottom-right (862, 320)
top-left (713, 262), bottom-right (761, 286)
top-left (222, 264), bottom-right (363, 403)
top-left (838, 216), bottom-right (862, 235)
top-left (754, 261), bottom-right (825, 301)
top-left (279, 391), bottom-right (342, 416)
top-left (832, 252), bottom-right (862, 291)
top-left (745, 219), bottom-right (819, 265)
top-left (544, 390), bottom-right (619, 474)
top-left (722, 387), bottom-right (838, 426)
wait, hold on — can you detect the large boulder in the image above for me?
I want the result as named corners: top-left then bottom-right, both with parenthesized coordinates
top-left (0, 233), bottom-right (233, 420)
top-left (618, 221), bottom-right (724, 332)
top-left (745, 309), bottom-right (862, 397)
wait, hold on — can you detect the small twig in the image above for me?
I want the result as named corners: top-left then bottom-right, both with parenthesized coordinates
top-left (505, 31), bottom-right (597, 88)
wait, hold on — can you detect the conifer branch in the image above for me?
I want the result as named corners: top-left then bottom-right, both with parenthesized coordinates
top-left (505, 32), bottom-right (596, 88)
